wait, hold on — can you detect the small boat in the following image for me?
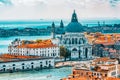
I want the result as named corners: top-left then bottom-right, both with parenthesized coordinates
top-left (46, 74), bottom-right (52, 78)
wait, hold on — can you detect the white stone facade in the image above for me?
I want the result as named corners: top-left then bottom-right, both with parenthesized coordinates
top-left (60, 33), bottom-right (92, 60)
top-left (0, 58), bottom-right (54, 73)
top-left (8, 39), bottom-right (60, 58)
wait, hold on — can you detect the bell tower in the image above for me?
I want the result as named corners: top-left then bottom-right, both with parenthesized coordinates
top-left (60, 20), bottom-right (64, 28)
top-left (52, 22), bottom-right (55, 39)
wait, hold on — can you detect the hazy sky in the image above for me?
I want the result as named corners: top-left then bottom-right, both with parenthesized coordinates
top-left (0, 0), bottom-right (120, 20)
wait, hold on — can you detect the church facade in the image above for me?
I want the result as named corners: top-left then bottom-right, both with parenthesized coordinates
top-left (60, 11), bottom-right (92, 60)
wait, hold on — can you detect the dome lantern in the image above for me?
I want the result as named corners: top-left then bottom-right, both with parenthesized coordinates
top-left (71, 10), bottom-right (78, 22)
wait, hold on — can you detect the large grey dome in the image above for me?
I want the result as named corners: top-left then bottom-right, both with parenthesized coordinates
top-left (65, 10), bottom-right (84, 33)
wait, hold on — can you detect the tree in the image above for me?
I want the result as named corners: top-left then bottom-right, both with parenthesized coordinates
top-left (36, 39), bottom-right (42, 43)
top-left (60, 46), bottom-right (68, 61)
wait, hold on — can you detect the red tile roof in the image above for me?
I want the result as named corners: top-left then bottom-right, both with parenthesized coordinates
top-left (17, 39), bottom-right (57, 48)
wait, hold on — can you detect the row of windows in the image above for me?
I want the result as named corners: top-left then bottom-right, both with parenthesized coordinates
top-left (38, 53), bottom-right (59, 57)
top-left (109, 67), bottom-right (116, 71)
top-left (2, 61), bottom-right (52, 67)
top-left (9, 47), bottom-right (59, 51)
top-left (1, 64), bottom-right (52, 71)
top-left (10, 50), bottom-right (59, 54)
top-left (10, 49), bottom-right (59, 53)
top-left (74, 71), bottom-right (107, 77)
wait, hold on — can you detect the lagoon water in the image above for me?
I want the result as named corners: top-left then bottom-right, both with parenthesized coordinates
top-left (0, 36), bottom-right (51, 53)
top-left (0, 19), bottom-right (120, 29)
top-left (0, 67), bottom-right (72, 80)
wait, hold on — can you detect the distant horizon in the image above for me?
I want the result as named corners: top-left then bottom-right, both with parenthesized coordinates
top-left (0, 17), bottom-right (120, 21)
top-left (0, 18), bottom-right (119, 29)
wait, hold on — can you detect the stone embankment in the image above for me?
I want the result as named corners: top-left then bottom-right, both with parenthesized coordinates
top-left (55, 61), bottom-right (91, 68)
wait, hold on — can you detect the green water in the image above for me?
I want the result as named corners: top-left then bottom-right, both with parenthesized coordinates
top-left (0, 67), bottom-right (72, 80)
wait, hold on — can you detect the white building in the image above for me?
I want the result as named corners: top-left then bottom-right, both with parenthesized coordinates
top-left (60, 10), bottom-right (92, 60)
top-left (60, 33), bottom-right (92, 60)
top-left (8, 39), bottom-right (60, 58)
top-left (0, 54), bottom-right (54, 73)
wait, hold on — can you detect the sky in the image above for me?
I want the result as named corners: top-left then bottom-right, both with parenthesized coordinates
top-left (0, 0), bottom-right (120, 20)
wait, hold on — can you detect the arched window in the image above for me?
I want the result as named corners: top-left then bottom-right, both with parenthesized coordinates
top-left (31, 62), bottom-right (34, 64)
top-left (27, 51), bottom-right (29, 54)
top-left (40, 64), bottom-right (42, 69)
top-left (85, 48), bottom-right (88, 58)
top-left (72, 38), bottom-right (74, 44)
top-left (49, 64), bottom-right (51, 67)
top-left (79, 39), bottom-right (81, 44)
top-left (3, 68), bottom-right (5, 71)
top-left (53, 53), bottom-right (54, 56)
top-left (79, 50), bottom-right (81, 58)
top-left (22, 63), bottom-right (25, 65)
top-left (69, 39), bottom-right (71, 44)
top-left (48, 54), bottom-right (49, 57)
top-left (3, 65), bottom-right (6, 67)
top-left (75, 38), bottom-right (77, 44)
top-left (31, 65), bottom-right (34, 69)
top-left (46, 61), bottom-right (48, 65)
top-left (13, 67), bottom-right (15, 71)
top-left (12, 64), bottom-right (15, 66)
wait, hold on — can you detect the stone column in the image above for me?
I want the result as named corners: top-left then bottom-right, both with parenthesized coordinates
top-left (81, 47), bottom-right (84, 59)
top-left (81, 38), bottom-right (83, 44)
top-left (87, 48), bottom-right (89, 59)
top-left (77, 38), bottom-right (79, 44)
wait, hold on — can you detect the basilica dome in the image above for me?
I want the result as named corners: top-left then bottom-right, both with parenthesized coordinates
top-left (65, 10), bottom-right (84, 33)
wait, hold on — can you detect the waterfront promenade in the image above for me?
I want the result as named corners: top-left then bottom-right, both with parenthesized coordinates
top-left (55, 60), bottom-right (91, 68)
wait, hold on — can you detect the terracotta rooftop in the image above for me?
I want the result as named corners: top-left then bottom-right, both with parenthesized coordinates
top-left (0, 54), bottom-right (51, 63)
top-left (17, 39), bottom-right (57, 48)
top-left (85, 33), bottom-right (120, 45)
top-left (62, 75), bottom-right (120, 80)
top-left (106, 77), bottom-right (120, 80)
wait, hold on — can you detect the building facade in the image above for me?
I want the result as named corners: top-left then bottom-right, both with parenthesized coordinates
top-left (62, 57), bottom-right (120, 80)
top-left (8, 39), bottom-right (60, 58)
top-left (0, 54), bottom-right (54, 73)
top-left (60, 10), bottom-right (92, 60)
top-left (85, 32), bottom-right (120, 58)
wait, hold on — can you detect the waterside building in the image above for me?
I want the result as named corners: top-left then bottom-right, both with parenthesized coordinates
top-left (62, 57), bottom-right (120, 80)
top-left (0, 54), bottom-right (54, 73)
top-left (8, 39), bottom-right (60, 58)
